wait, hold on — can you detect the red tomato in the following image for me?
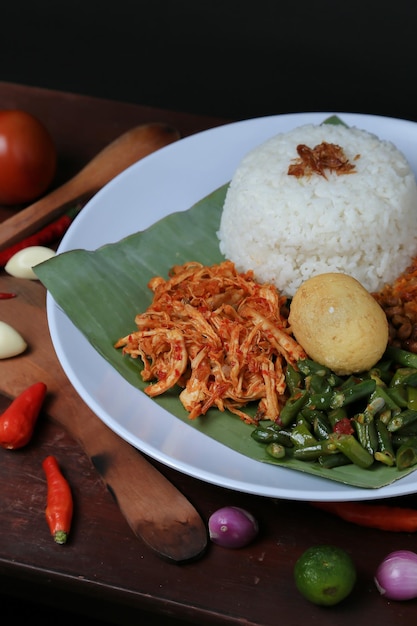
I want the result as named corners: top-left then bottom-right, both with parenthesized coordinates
top-left (0, 110), bottom-right (57, 205)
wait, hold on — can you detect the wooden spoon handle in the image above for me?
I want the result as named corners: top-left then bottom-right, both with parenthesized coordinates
top-left (0, 123), bottom-right (180, 250)
top-left (81, 417), bottom-right (208, 562)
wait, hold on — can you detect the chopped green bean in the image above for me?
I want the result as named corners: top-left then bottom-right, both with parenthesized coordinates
top-left (251, 424), bottom-right (294, 447)
top-left (389, 367), bottom-right (417, 388)
top-left (279, 389), bottom-right (309, 426)
top-left (273, 428), bottom-right (294, 448)
top-left (392, 429), bottom-right (417, 447)
top-left (266, 442), bottom-right (286, 459)
top-left (285, 364), bottom-right (302, 395)
top-left (307, 391), bottom-right (334, 411)
top-left (330, 379), bottom-right (376, 409)
top-left (367, 369), bottom-right (389, 387)
top-left (407, 386), bottom-right (417, 410)
top-left (375, 418), bottom-right (394, 454)
top-left (396, 436), bottom-right (417, 470)
top-left (385, 346), bottom-right (417, 369)
top-left (327, 372), bottom-right (344, 387)
top-left (307, 373), bottom-right (333, 394)
top-left (330, 433), bottom-right (374, 469)
top-left (300, 408), bottom-right (325, 426)
top-left (374, 419), bottom-right (395, 466)
top-left (319, 451), bottom-right (351, 468)
top-left (293, 439), bottom-right (338, 461)
top-left (297, 359), bottom-right (331, 377)
top-left (374, 450), bottom-right (396, 466)
top-left (370, 385), bottom-right (401, 415)
top-left (387, 409), bottom-right (417, 432)
top-left (289, 417), bottom-right (317, 448)
top-left (363, 396), bottom-right (386, 420)
top-left (378, 409), bottom-right (393, 425)
top-left (386, 386), bottom-right (408, 408)
top-left (338, 375), bottom-right (362, 390)
top-left (251, 427), bottom-right (280, 444)
top-left (352, 417), bottom-right (378, 456)
top-left (313, 413), bottom-right (332, 440)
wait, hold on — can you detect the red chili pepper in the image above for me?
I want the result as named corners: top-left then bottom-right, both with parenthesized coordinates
top-left (0, 381), bottom-right (47, 449)
top-left (42, 455), bottom-right (73, 545)
top-left (333, 417), bottom-right (354, 435)
top-left (0, 292), bottom-right (16, 299)
top-left (311, 500), bottom-right (417, 532)
top-left (0, 215), bottom-right (71, 268)
top-left (0, 201), bottom-right (85, 268)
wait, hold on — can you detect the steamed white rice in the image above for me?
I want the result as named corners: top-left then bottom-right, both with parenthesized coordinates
top-left (217, 123), bottom-right (417, 297)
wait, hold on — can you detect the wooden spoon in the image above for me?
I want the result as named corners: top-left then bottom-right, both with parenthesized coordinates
top-left (0, 275), bottom-right (208, 562)
top-left (0, 123), bottom-right (180, 250)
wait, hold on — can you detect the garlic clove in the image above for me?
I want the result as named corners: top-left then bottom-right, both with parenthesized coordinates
top-left (5, 246), bottom-right (56, 280)
top-left (0, 321), bottom-right (27, 358)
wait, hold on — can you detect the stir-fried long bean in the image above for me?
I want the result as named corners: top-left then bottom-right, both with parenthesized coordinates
top-left (251, 346), bottom-right (417, 471)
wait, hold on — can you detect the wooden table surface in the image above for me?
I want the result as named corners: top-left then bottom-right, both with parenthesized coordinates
top-left (1, 82), bottom-right (417, 626)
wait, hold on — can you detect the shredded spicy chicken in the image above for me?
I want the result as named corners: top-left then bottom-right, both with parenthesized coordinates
top-left (115, 261), bottom-right (306, 423)
top-left (288, 142), bottom-right (358, 179)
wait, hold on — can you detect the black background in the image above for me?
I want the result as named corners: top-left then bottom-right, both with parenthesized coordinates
top-left (2, 0), bottom-right (416, 122)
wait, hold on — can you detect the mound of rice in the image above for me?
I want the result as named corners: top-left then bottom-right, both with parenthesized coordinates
top-left (217, 123), bottom-right (417, 297)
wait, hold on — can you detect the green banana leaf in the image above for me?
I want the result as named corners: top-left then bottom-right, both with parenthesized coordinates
top-left (35, 185), bottom-right (416, 490)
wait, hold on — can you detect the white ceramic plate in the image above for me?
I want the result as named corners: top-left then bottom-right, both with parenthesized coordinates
top-left (47, 112), bottom-right (417, 501)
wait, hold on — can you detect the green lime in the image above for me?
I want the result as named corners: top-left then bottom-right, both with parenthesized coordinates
top-left (294, 545), bottom-right (357, 606)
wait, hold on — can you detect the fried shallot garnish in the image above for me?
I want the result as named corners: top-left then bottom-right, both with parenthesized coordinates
top-left (288, 142), bottom-right (358, 179)
top-left (115, 260), bottom-right (306, 423)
